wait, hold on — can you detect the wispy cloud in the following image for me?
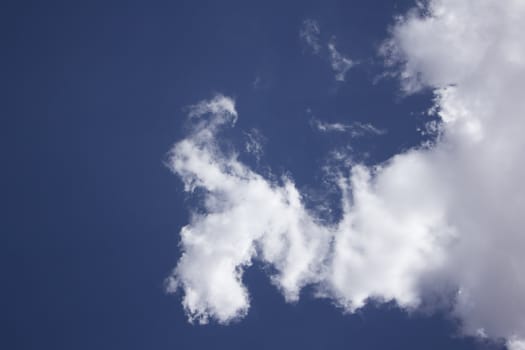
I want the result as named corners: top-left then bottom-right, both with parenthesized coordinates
top-left (300, 21), bottom-right (357, 81)
top-left (299, 19), bottom-right (321, 54)
top-left (328, 38), bottom-right (356, 81)
top-left (310, 117), bottom-right (385, 136)
top-left (243, 128), bottom-right (265, 162)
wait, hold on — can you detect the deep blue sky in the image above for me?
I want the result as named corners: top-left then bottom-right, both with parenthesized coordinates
top-left (3, 1), bottom-right (506, 349)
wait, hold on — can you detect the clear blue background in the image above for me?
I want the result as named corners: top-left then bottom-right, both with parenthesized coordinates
top-left (2, 1), bottom-right (506, 349)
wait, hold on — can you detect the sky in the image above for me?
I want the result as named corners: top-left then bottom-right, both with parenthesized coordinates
top-left (3, 0), bottom-right (525, 349)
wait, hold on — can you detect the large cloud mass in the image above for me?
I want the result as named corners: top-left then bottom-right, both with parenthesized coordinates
top-left (167, 0), bottom-right (525, 347)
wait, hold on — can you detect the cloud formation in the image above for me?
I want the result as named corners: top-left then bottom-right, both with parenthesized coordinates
top-left (167, 0), bottom-right (525, 347)
top-left (328, 38), bottom-right (356, 81)
top-left (300, 20), bottom-right (356, 81)
top-left (310, 117), bottom-right (385, 136)
top-left (385, 1), bottom-right (525, 346)
top-left (243, 128), bottom-right (265, 163)
top-left (300, 19), bottom-right (321, 54)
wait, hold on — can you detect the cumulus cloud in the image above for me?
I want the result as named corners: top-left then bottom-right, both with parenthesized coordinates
top-left (166, 96), bottom-right (330, 323)
top-left (167, 96), bottom-right (442, 323)
top-left (300, 19), bottom-right (322, 54)
top-left (328, 38), bottom-right (356, 81)
top-left (384, 1), bottom-right (525, 345)
top-left (167, 0), bottom-right (525, 347)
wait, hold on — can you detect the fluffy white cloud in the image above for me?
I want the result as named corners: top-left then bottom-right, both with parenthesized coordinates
top-left (386, 1), bottom-right (525, 346)
top-left (167, 0), bottom-right (525, 347)
top-left (166, 96), bottom-right (331, 322)
top-left (167, 95), bottom-right (452, 324)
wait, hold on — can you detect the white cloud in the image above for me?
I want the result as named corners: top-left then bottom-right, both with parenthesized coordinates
top-left (300, 21), bottom-right (356, 81)
top-left (328, 38), bottom-right (356, 81)
top-left (310, 117), bottom-right (385, 136)
top-left (384, 1), bottom-right (525, 346)
top-left (187, 94), bottom-right (237, 121)
top-left (167, 95), bottom-right (450, 323)
top-left (167, 0), bottom-right (525, 347)
top-left (300, 19), bottom-right (321, 54)
top-left (166, 96), bottom-right (331, 322)
top-left (243, 128), bottom-right (265, 162)
top-left (509, 338), bottom-right (525, 350)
